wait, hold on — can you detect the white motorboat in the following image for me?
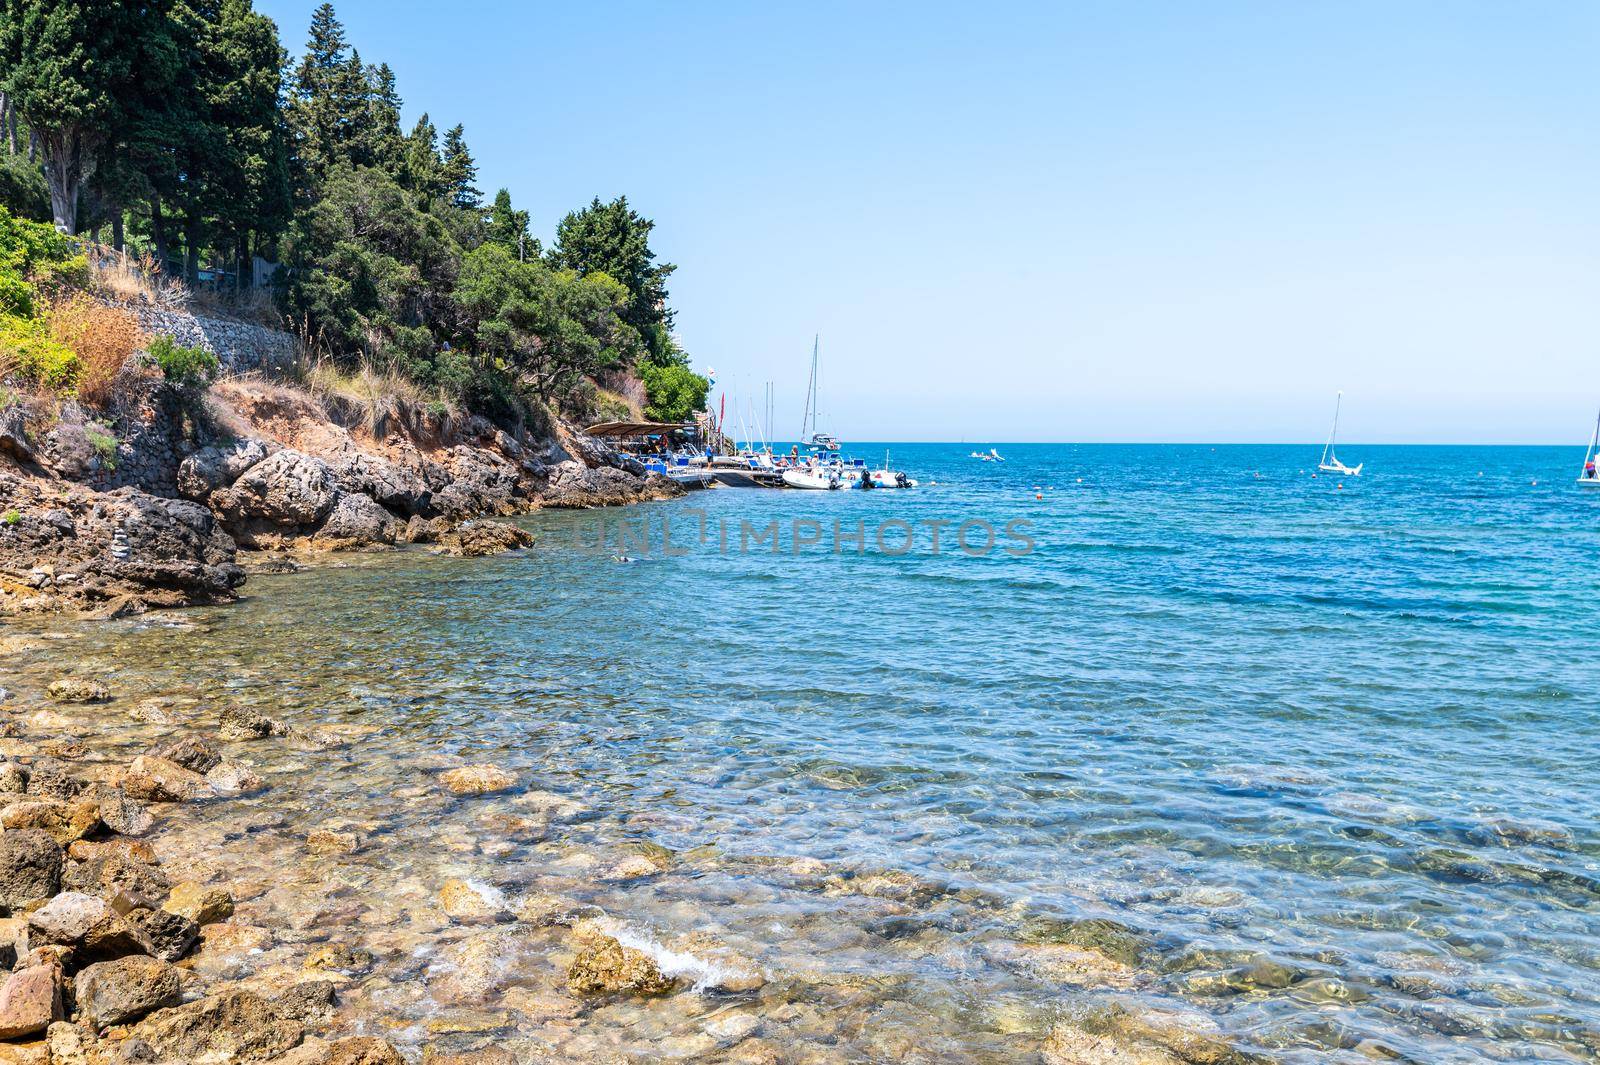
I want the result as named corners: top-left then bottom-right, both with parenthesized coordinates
top-left (1317, 392), bottom-right (1363, 476)
top-left (1579, 408), bottom-right (1600, 487)
top-left (869, 449), bottom-right (917, 488)
top-left (782, 466), bottom-right (842, 490)
top-left (970, 447), bottom-right (1004, 463)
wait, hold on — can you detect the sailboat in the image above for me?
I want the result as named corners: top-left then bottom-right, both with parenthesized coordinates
top-left (1578, 408), bottom-right (1600, 487)
top-left (1317, 392), bottom-right (1363, 476)
top-left (798, 335), bottom-right (838, 452)
top-left (783, 336), bottom-right (846, 489)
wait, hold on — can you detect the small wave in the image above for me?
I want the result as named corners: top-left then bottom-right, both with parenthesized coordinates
top-left (601, 920), bottom-right (762, 993)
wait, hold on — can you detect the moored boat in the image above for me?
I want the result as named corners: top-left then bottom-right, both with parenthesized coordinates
top-left (1579, 408), bottom-right (1600, 487)
top-left (1317, 392), bottom-right (1363, 476)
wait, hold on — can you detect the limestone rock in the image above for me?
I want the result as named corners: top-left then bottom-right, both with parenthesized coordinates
top-left (439, 765), bottom-right (516, 796)
top-left (131, 989), bottom-right (303, 1063)
top-left (26, 892), bottom-right (150, 959)
top-left (438, 879), bottom-right (509, 923)
top-left (75, 955), bottom-right (181, 1030)
top-left (210, 448), bottom-right (338, 528)
top-left (435, 521), bottom-right (534, 558)
top-left (325, 1036), bottom-right (404, 1065)
top-left (305, 830), bottom-right (360, 855)
top-left (565, 931), bottom-right (678, 997)
top-left (46, 679), bottom-right (108, 704)
top-left (93, 787), bottom-right (154, 837)
top-left (205, 759), bottom-right (265, 794)
top-left (163, 881), bottom-right (234, 925)
top-left (62, 850), bottom-right (168, 906)
top-left (218, 706), bottom-right (286, 741)
top-left (118, 756), bottom-right (214, 803)
top-left (23, 760), bottom-right (80, 799)
top-left (0, 964), bottom-right (61, 1039)
top-left (145, 736), bottom-right (220, 774)
top-left (304, 944), bottom-right (373, 975)
top-left (0, 798), bottom-right (100, 844)
top-left (1042, 1025), bottom-right (1183, 1065)
top-left (127, 907), bottom-right (199, 962)
top-left (175, 439), bottom-right (270, 501)
top-left (0, 829), bottom-right (63, 909)
top-left (313, 492), bottom-right (400, 549)
top-left (270, 980), bottom-right (335, 1023)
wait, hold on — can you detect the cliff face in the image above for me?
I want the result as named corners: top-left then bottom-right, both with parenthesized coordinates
top-left (0, 315), bottom-right (680, 616)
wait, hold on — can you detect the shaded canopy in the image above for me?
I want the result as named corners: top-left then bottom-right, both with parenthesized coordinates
top-left (583, 420), bottom-right (695, 438)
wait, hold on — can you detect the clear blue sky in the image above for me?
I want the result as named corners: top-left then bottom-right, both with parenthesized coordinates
top-left (257, 0), bottom-right (1599, 443)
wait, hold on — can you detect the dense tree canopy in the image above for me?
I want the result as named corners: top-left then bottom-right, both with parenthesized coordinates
top-left (0, 1), bottom-right (702, 425)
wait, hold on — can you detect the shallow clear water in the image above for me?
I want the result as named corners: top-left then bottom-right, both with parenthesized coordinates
top-left (7, 443), bottom-right (1600, 1062)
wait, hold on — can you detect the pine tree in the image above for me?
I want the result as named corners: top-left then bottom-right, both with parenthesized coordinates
top-left (365, 62), bottom-right (404, 171)
top-left (439, 124), bottom-right (479, 210)
top-left (401, 113), bottom-right (443, 200)
top-left (286, 2), bottom-right (350, 191)
top-left (485, 188), bottom-right (535, 259)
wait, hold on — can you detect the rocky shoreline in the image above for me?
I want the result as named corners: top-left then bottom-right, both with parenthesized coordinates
top-left (0, 372), bottom-right (680, 617)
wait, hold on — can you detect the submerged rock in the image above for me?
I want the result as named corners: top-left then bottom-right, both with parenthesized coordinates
top-left (565, 929), bottom-right (679, 997)
top-left (438, 879), bottom-right (510, 923)
top-left (206, 759), bottom-right (265, 794)
top-left (46, 678), bottom-right (108, 704)
top-left (163, 881), bottom-right (234, 925)
top-left (75, 955), bottom-right (182, 1030)
top-left (435, 521), bottom-right (534, 558)
top-left (439, 765), bottom-right (517, 796)
top-left (218, 706), bottom-right (287, 741)
top-left (119, 756), bottom-right (215, 803)
top-left (146, 736), bottom-right (221, 774)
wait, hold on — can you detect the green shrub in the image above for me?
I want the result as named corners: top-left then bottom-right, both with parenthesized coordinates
top-left (145, 334), bottom-right (220, 390)
top-left (1, 509), bottom-right (19, 526)
top-left (1, 314), bottom-right (79, 390)
top-left (641, 362), bottom-right (709, 423)
top-left (85, 427), bottom-right (118, 469)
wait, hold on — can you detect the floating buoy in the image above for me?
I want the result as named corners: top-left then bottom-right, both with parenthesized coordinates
top-left (1337, 483), bottom-right (1344, 490)
top-left (1076, 477), bottom-right (1083, 484)
top-left (1531, 479), bottom-right (1538, 486)
top-left (1035, 493), bottom-right (1043, 500)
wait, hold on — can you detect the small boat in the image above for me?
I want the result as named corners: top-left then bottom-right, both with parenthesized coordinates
top-left (970, 447), bottom-right (1004, 463)
top-left (782, 466), bottom-right (842, 490)
top-left (1317, 392), bottom-right (1363, 476)
top-left (1579, 408), bottom-right (1600, 488)
top-left (869, 449), bottom-right (917, 488)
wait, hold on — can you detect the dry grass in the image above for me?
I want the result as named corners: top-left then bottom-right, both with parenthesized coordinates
top-left (47, 296), bottom-right (145, 409)
top-left (303, 356), bottom-right (427, 441)
top-left (87, 247), bottom-right (189, 311)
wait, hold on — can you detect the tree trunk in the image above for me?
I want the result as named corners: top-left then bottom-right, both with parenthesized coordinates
top-left (183, 214), bottom-right (200, 285)
top-left (151, 194), bottom-right (168, 268)
top-left (111, 210), bottom-right (124, 254)
top-left (41, 134), bottom-right (82, 234)
top-left (0, 93), bottom-right (10, 155)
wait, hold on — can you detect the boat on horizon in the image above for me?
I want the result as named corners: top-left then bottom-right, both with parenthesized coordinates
top-left (1579, 408), bottom-right (1600, 487)
top-left (1317, 392), bottom-right (1363, 476)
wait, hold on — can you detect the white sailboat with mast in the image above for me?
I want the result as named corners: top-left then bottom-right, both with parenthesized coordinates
top-left (1318, 391), bottom-right (1363, 476)
top-left (797, 335), bottom-right (838, 452)
top-left (1578, 408), bottom-right (1600, 487)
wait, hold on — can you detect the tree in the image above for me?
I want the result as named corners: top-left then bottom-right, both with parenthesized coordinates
top-left (484, 188), bottom-right (535, 259)
top-left (0, 1), bottom-right (162, 232)
top-left (549, 196), bottom-right (678, 365)
top-left (281, 163), bottom-right (459, 357)
top-left (641, 362), bottom-right (708, 422)
top-left (285, 2), bottom-right (360, 194)
top-left (456, 243), bottom-right (638, 404)
top-left (439, 124), bottom-right (478, 210)
top-left (362, 62), bottom-right (404, 171)
top-left (401, 113), bottom-right (443, 201)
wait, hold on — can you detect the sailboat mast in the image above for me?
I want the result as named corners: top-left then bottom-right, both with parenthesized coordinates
top-left (1322, 391), bottom-right (1342, 465)
top-left (800, 335), bottom-right (818, 442)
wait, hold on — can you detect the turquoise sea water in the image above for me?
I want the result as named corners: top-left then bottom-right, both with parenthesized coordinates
top-left (523, 442), bottom-right (1600, 1060)
top-left (21, 442), bottom-right (1600, 1061)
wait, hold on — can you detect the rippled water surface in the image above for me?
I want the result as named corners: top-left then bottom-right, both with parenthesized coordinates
top-left (8, 443), bottom-right (1600, 1062)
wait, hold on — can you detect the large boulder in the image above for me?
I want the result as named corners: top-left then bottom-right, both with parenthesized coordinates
top-left (0, 475), bottom-right (245, 614)
top-left (313, 492), bottom-right (400, 549)
top-left (0, 406), bottom-right (33, 465)
top-left (325, 447), bottom-right (431, 516)
top-left (210, 449), bottom-right (338, 527)
top-left (75, 955), bottom-right (181, 1030)
top-left (26, 892), bottom-right (151, 960)
top-left (119, 756), bottom-right (215, 803)
top-left (175, 439), bottom-right (271, 501)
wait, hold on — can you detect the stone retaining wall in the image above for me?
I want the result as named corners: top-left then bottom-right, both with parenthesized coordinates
top-left (125, 306), bottom-right (300, 376)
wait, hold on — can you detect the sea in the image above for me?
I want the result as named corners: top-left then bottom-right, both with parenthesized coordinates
top-left (12, 443), bottom-right (1600, 1062)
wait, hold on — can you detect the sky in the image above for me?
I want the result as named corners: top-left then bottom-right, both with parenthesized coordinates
top-left (256, 0), bottom-right (1600, 444)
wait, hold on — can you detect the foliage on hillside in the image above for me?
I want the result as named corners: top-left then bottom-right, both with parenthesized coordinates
top-left (0, 1), bottom-right (709, 428)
